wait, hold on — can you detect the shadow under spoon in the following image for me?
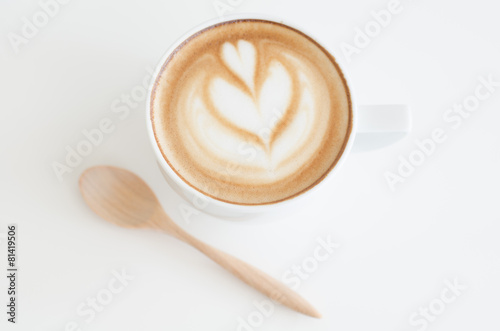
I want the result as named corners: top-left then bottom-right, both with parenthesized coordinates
top-left (78, 165), bottom-right (321, 318)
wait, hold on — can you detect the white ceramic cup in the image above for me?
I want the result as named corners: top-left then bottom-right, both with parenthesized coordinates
top-left (146, 15), bottom-right (411, 218)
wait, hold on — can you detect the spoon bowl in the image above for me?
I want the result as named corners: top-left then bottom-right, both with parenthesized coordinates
top-left (80, 166), bottom-right (159, 229)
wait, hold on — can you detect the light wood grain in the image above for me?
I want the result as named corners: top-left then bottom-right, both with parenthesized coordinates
top-left (79, 165), bottom-right (321, 318)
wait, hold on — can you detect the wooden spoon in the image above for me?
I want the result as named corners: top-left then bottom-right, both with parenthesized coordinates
top-left (79, 165), bottom-right (321, 318)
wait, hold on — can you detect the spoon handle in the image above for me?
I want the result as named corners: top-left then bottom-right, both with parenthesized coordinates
top-left (175, 229), bottom-right (321, 318)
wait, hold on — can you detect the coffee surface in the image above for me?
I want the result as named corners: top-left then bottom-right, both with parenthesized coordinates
top-left (151, 19), bottom-right (352, 205)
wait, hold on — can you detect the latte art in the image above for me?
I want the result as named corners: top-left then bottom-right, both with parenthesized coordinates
top-left (151, 20), bottom-right (352, 204)
top-left (187, 39), bottom-right (325, 172)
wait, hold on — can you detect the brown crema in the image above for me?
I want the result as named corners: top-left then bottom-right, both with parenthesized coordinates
top-left (151, 19), bottom-right (352, 205)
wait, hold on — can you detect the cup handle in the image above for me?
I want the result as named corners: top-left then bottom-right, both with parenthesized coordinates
top-left (352, 104), bottom-right (412, 152)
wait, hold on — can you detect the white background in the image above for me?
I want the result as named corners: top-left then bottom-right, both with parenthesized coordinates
top-left (1, 0), bottom-right (499, 330)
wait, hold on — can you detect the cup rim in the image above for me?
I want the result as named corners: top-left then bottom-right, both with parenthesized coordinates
top-left (146, 13), bottom-right (358, 213)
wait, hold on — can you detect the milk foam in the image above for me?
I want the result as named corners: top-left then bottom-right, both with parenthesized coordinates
top-left (151, 20), bottom-right (352, 204)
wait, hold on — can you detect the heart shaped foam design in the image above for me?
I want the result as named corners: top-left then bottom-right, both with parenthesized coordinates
top-left (212, 41), bottom-right (292, 145)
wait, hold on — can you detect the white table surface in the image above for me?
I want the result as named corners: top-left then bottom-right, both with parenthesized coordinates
top-left (1, 0), bottom-right (499, 330)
